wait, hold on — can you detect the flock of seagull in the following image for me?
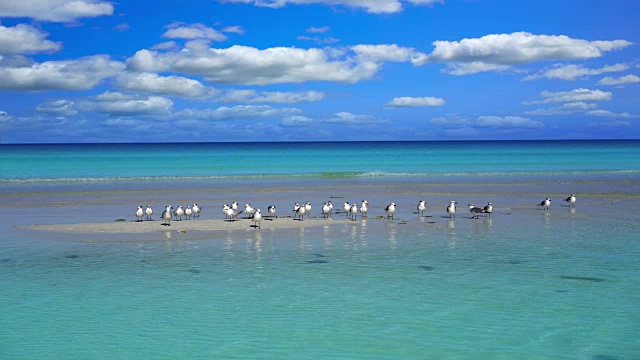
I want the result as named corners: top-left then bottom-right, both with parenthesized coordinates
top-left (134, 194), bottom-right (577, 229)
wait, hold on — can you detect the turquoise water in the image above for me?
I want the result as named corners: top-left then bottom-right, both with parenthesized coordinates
top-left (1, 141), bottom-right (639, 358)
top-left (1, 140), bottom-right (639, 181)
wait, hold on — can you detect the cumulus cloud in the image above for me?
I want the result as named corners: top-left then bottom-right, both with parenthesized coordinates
top-left (431, 115), bottom-right (543, 129)
top-left (524, 102), bottom-right (597, 116)
top-left (126, 44), bottom-right (420, 85)
top-left (585, 110), bottom-right (639, 119)
top-left (150, 41), bottom-right (180, 51)
top-left (588, 120), bottom-right (631, 127)
top-left (0, 0), bottom-right (114, 22)
top-left (117, 72), bottom-right (215, 98)
top-left (79, 92), bottom-right (173, 115)
top-left (524, 88), bottom-right (612, 105)
top-left (162, 23), bottom-right (228, 41)
top-left (281, 115), bottom-right (313, 127)
top-left (175, 105), bottom-right (301, 121)
top-left (415, 32), bottom-right (632, 75)
top-left (220, 0), bottom-right (443, 13)
top-left (524, 63), bottom-right (628, 81)
top-left (0, 55), bottom-right (124, 91)
top-left (220, 90), bottom-right (325, 103)
top-left (36, 100), bottom-right (78, 116)
top-left (598, 74), bottom-right (640, 86)
top-left (221, 26), bottom-right (245, 34)
top-left (322, 112), bottom-right (388, 124)
top-left (385, 96), bottom-right (445, 108)
top-left (0, 24), bottom-right (61, 54)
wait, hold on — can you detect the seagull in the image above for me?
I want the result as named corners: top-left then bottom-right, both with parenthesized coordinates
top-left (293, 202), bottom-right (301, 219)
top-left (231, 201), bottom-right (239, 213)
top-left (296, 202), bottom-right (306, 220)
top-left (483, 202), bottom-right (493, 217)
top-left (192, 204), bottom-right (201, 219)
top-left (145, 204), bottom-right (153, 220)
top-left (327, 201), bottom-right (333, 214)
top-left (268, 205), bottom-right (277, 218)
top-left (359, 200), bottom-right (369, 218)
top-left (304, 202), bottom-right (312, 218)
top-left (322, 202), bottom-right (332, 218)
top-left (136, 206), bottom-right (144, 222)
top-left (447, 201), bottom-right (457, 218)
top-left (343, 202), bottom-right (350, 218)
top-left (185, 205), bottom-right (193, 220)
top-left (468, 204), bottom-right (485, 219)
top-left (222, 204), bottom-right (238, 221)
top-left (350, 203), bottom-right (358, 221)
top-left (174, 205), bottom-right (184, 221)
top-left (161, 205), bottom-right (173, 226)
top-left (244, 204), bottom-right (256, 218)
top-left (565, 194), bottom-right (576, 208)
top-left (538, 198), bottom-right (551, 210)
top-left (251, 209), bottom-right (262, 229)
top-left (385, 202), bottom-right (396, 220)
top-left (417, 200), bottom-right (427, 216)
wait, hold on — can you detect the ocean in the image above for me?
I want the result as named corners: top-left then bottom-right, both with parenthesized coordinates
top-left (1, 140), bottom-right (639, 359)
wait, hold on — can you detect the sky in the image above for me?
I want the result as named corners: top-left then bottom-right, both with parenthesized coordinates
top-left (0, 0), bottom-right (638, 143)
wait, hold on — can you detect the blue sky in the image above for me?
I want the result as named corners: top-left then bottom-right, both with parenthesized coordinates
top-left (0, 0), bottom-right (638, 143)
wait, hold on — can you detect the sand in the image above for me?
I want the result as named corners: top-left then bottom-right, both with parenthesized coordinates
top-left (25, 216), bottom-right (357, 234)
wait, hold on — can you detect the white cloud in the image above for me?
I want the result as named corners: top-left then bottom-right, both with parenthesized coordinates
top-left (0, 24), bottom-right (61, 54)
top-left (150, 41), bottom-right (179, 51)
top-left (36, 100), bottom-right (78, 116)
top-left (281, 115), bottom-right (312, 127)
top-left (297, 35), bottom-right (340, 44)
top-left (585, 110), bottom-right (639, 119)
top-left (162, 23), bottom-right (228, 42)
top-left (0, 55), bottom-right (124, 90)
top-left (113, 23), bottom-right (130, 32)
top-left (220, 0), bottom-right (443, 13)
top-left (385, 96), bottom-right (445, 108)
top-left (476, 116), bottom-right (544, 129)
top-left (117, 72), bottom-right (214, 98)
top-left (524, 63), bottom-right (628, 81)
top-left (175, 105), bottom-right (301, 121)
top-left (524, 102), bottom-right (597, 116)
top-left (524, 88), bottom-right (612, 105)
top-left (221, 90), bottom-right (325, 103)
top-left (79, 92), bottom-right (173, 115)
top-left (588, 120), bottom-right (631, 127)
top-left (126, 44), bottom-right (418, 85)
top-left (0, 110), bottom-right (9, 121)
top-left (0, 54), bottom-right (35, 68)
top-left (598, 74), bottom-right (640, 86)
top-left (221, 26), bottom-right (245, 34)
top-left (306, 26), bottom-right (329, 33)
top-left (0, 0), bottom-right (114, 22)
top-left (431, 115), bottom-right (543, 129)
top-left (416, 32), bottom-right (632, 75)
top-left (322, 112), bottom-right (388, 124)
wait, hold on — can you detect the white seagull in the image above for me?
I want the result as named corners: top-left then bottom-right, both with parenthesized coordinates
top-left (304, 202), bottom-right (312, 218)
top-left (483, 202), bottom-right (493, 217)
top-left (145, 204), bottom-right (153, 220)
top-left (251, 209), bottom-right (262, 229)
top-left (322, 202), bottom-right (332, 218)
top-left (538, 198), bottom-right (551, 210)
top-left (297, 203), bottom-right (306, 220)
top-left (565, 194), bottom-right (576, 208)
top-left (136, 206), bottom-right (144, 222)
top-left (447, 201), bottom-right (457, 218)
top-left (359, 200), bottom-right (369, 218)
top-left (192, 203), bottom-right (201, 219)
top-left (244, 204), bottom-right (256, 218)
top-left (385, 202), bottom-right (396, 220)
top-left (343, 202), bottom-right (350, 218)
top-left (417, 200), bottom-right (427, 216)
top-left (293, 202), bottom-right (301, 219)
top-left (185, 205), bottom-right (193, 220)
top-left (268, 205), bottom-right (277, 218)
top-left (161, 205), bottom-right (173, 226)
top-left (350, 203), bottom-right (358, 221)
top-left (174, 205), bottom-right (184, 221)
